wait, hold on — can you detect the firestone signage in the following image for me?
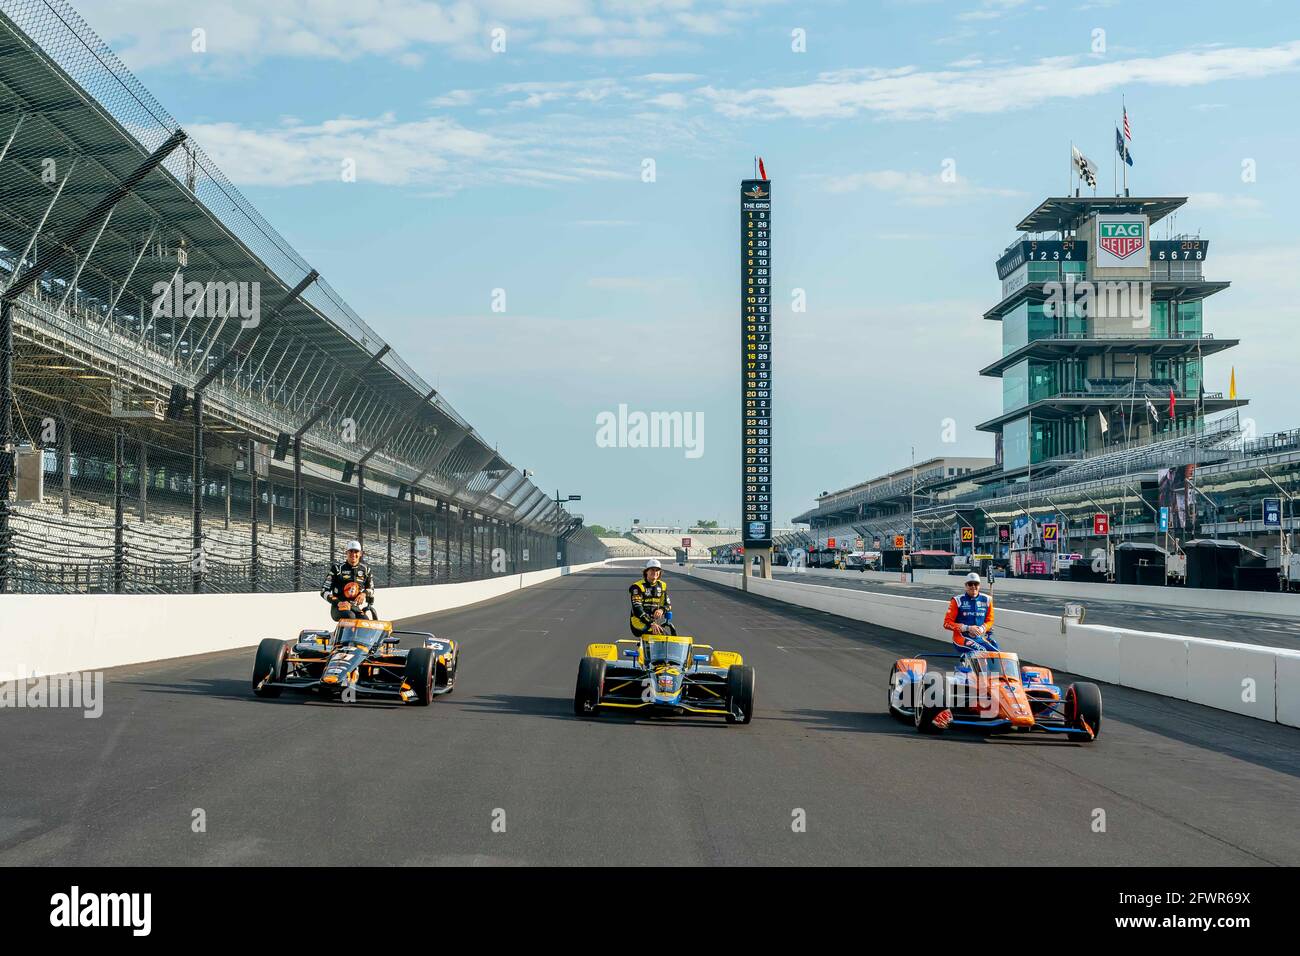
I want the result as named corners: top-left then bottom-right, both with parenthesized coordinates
top-left (1094, 214), bottom-right (1149, 269)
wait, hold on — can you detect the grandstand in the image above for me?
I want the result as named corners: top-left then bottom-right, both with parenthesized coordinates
top-left (706, 528), bottom-right (806, 562)
top-left (626, 530), bottom-right (747, 559)
top-left (598, 536), bottom-right (658, 559)
top-left (0, 0), bottom-right (604, 594)
top-left (791, 456), bottom-right (995, 551)
top-left (791, 412), bottom-right (1299, 561)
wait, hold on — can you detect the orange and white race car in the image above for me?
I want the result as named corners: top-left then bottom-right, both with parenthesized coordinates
top-left (887, 650), bottom-right (1101, 742)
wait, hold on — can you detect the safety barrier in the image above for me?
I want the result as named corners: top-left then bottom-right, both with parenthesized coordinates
top-left (690, 566), bottom-right (1300, 728)
top-left (0, 561), bottom-right (607, 682)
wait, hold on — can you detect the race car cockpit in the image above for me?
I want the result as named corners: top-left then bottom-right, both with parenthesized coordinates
top-left (644, 638), bottom-right (691, 667)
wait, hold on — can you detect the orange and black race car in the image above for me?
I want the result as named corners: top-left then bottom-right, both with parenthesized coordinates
top-left (251, 618), bottom-right (457, 706)
top-left (887, 650), bottom-right (1101, 741)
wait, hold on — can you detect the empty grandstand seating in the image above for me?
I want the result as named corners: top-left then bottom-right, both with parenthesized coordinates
top-left (7, 485), bottom-right (513, 594)
top-left (624, 531), bottom-right (750, 559)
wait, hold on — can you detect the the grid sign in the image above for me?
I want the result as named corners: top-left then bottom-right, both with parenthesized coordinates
top-left (741, 178), bottom-right (772, 549)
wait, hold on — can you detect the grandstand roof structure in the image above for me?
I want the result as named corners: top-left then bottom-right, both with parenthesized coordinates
top-left (0, 0), bottom-right (568, 532)
top-left (791, 456), bottom-right (995, 526)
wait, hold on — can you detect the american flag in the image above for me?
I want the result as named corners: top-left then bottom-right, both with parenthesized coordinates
top-left (1123, 107), bottom-right (1131, 141)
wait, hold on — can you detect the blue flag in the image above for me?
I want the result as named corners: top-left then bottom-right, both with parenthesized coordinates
top-left (1115, 127), bottom-right (1134, 166)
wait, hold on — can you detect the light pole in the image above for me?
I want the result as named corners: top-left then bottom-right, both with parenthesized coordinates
top-left (555, 490), bottom-right (582, 566)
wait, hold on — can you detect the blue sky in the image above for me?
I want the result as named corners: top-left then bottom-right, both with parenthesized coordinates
top-left (78, 0), bottom-right (1300, 528)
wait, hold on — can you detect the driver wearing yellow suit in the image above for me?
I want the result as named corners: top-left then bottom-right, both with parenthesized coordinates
top-left (629, 559), bottom-right (675, 637)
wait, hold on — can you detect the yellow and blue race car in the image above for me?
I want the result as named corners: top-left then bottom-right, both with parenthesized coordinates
top-left (573, 634), bottom-right (755, 724)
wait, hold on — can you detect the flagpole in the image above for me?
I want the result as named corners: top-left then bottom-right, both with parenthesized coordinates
top-left (1121, 95), bottom-right (1128, 196)
top-left (1189, 334), bottom-right (1204, 538)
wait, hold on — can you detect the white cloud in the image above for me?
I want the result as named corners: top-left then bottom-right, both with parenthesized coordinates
top-left (645, 92), bottom-right (688, 108)
top-left (188, 112), bottom-right (626, 189)
top-left (94, 0), bottom-right (486, 69)
top-left (958, 0), bottom-right (1029, 22)
top-left (429, 89), bottom-right (477, 108)
top-left (1186, 192), bottom-right (1265, 213)
top-left (698, 41), bottom-right (1300, 120)
top-left (636, 72), bottom-right (704, 83)
top-left (84, 0), bottom-right (762, 68)
top-left (820, 169), bottom-right (1023, 205)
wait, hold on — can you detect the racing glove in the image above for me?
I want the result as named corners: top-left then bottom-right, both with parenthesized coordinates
top-left (962, 632), bottom-right (998, 652)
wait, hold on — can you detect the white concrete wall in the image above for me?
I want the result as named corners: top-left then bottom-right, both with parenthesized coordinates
top-left (0, 561), bottom-right (606, 682)
top-left (780, 565), bottom-right (1300, 618)
top-left (691, 565), bottom-right (1300, 728)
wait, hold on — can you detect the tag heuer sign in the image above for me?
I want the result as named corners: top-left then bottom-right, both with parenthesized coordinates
top-left (1095, 214), bottom-right (1149, 268)
top-left (1099, 222), bottom-right (1143, 258)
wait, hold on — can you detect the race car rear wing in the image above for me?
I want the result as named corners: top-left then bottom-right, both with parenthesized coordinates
top-left (390, 629), bottom-right (451, 652)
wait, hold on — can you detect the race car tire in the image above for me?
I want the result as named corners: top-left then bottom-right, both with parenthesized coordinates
top-left (1065, 681), bottom-right (1102, 742)
top-left (914, 705), bottom-right (948, 734)
top-left (404, 647), bottom-right (436, 706)
top-left (435, 656), bottom-right (455, 692)
top-left (252, 638), bottom-right (289, 698)
top-left (573, 657), bottom-right (606, 717)
top-left (887, 663), bottom-right (914, 724)
top-left (725, 664), bottom-right (756, 725)
top-left (912, 675), bottom-right (948, 735)
top-left (438, 663), bottom-right (455, 695)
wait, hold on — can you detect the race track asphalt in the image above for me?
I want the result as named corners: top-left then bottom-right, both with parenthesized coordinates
top-left (2, 565), bottom-right (1296, 866)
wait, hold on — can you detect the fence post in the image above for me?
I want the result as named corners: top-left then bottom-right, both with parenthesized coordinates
top-left (192, 390), bottom-right (204, 593)
top-left (61, 403), bottom-right (71, 515)
top-left (138, 439), bottom-right (148, 520)
top-left (356, 463), bottom-right (365, 548)
top-left (386, 508), bottom-right (393, 586)
top-left (248, 437), bottom-right (259, 592)
top-left (458, 510), bottom-right (466, 581)
top-left (0, 300), bottom-right (11, 592)
top-left (293, 434), bottom-right (303, 591)
top-left (429, 505), bottom-right (436, 584)
top-left (440, 501), bottom-right (449, 582)
top-left (329, 492), bottom-right (337, 567)
top-left (408, 493), bottom-right (416, 586)
top-left (113, 429), bottom-right (124, 593)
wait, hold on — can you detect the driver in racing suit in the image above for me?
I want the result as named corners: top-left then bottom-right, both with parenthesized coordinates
top-left (932, 572), bottom-right (999, 729)
top-left (944, 572), bottom-right (998, 653)
top-left (629, 559), bottom-right (675, 637)
top-left (322, 540), bottom-right (375, 622)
